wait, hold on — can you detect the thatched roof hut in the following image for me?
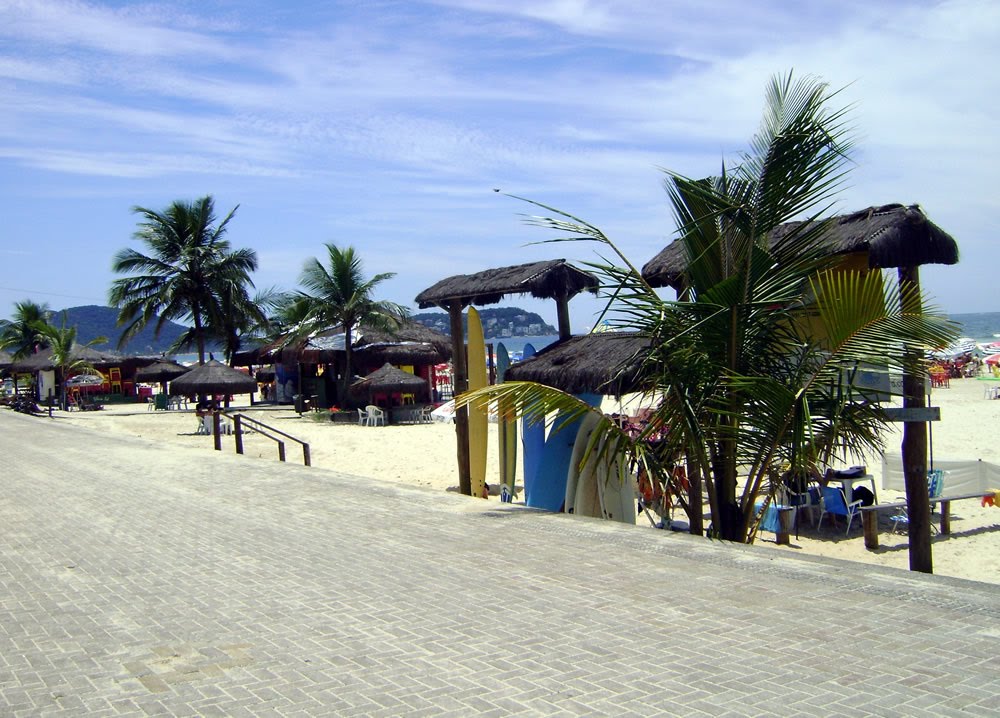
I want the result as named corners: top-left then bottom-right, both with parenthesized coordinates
top-left (505, 333), bottom-right (653, 397)
top-left (414, 259), bottom-right (598, 310)
top-left (0, 350), bottom-right (12, 373)
top-left (354, 322), bottom-right (452, 365)
top-left (641, 203), bottom-right (960, 290)
top-left (9, 344), bottom-right (123, 373)
top-left (170, 360), bottom-right (256, 396)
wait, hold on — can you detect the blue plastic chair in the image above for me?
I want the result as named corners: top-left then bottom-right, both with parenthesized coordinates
top-left (817, 485), bottom-right (863, 535)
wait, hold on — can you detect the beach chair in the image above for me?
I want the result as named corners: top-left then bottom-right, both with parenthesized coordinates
top-left (153, 393), bottom-right (169, 411)
top-left (817, 485), bottom-right (863, 535)
top-left (108, 367), bottom-right (123, 394)
top-left (783, 480), bottom-right (822, 531)
top-left (890, 469), bottom-right (944, 534)
top-left (364, 405), bottom-right (386, 427)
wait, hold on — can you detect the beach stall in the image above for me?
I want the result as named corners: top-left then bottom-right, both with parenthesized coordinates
top-left (349, 362), bottom-right (432, 422)
top-left (642, 202), bottom-right (960, 567)
top-left (415, 259), bottom-right (599, 497)
top-left (8, 343), bottom-right (126, 408)
top-left (352, 322), bottom-right (452, 402)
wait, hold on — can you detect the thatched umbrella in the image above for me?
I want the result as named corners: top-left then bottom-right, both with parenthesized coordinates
top-left (170, 360), bottom-right (256, 398)
top-left (350, 362), bottom-right (429, 403)
top-left (135, 359), bottom-right (190, 394)
top-left (255, 365), bottom-right (276, 382)
top-left (415, 259), bottom-right (598, 497)
top-left (641, 203), bottom-right (960, 290)
top-left (415, 259), bottom-right (598, 340)
top-left (505, 333), bottom-right (653, 397)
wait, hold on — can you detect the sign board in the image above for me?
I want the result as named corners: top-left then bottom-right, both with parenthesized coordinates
top-left (848, 365), bottom-right (930, 404)
top-left (882, 406), bottom-right (941, 422)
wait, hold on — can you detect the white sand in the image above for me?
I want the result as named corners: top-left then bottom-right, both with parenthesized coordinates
top-left (53, 377), bottom-right (1000, 585)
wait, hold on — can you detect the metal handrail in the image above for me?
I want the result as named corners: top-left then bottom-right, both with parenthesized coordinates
top-left (223, 411), bottom-right (311, 466)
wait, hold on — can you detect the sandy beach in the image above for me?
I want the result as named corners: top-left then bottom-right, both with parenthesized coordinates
top-left (44, 375), bottom-right (1000, 585)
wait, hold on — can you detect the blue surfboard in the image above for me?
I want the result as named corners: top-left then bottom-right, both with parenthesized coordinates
top-left (527, 392), bottom-right (602, 512)
top-left (520, 343), bottom-right (545, 503)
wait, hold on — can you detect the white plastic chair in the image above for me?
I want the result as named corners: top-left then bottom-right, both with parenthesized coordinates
top-left (365, 405), bottom-right (386, 427)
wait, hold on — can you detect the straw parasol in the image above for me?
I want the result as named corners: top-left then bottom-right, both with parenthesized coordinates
top-left (170, 360), bottom-right (257, 396)
top-left (135, 359), bottom-right (191, 394)
top-left (641, 203), bottom-right (960, 290)
top-left (135, 360), bottom-right (189, 383)
top-left (505, 333), bottom-right (653, 397)
top-left (350, 362), bottom-right (429, 401)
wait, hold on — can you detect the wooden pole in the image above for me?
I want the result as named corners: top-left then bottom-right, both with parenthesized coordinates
top-left (234, 415), bottom-right (244, 455)
top-left (448, 302), bottom-right (472, 496)
top-left (212, 410), bottom-right (222, 452)
top-left (555, 293), bottom-right (572, 341)
top-left (898, 265), bottom-right (933, 574)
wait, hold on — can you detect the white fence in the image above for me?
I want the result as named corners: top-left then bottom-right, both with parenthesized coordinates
top-left (880, 453), bottom-right (1000, 494)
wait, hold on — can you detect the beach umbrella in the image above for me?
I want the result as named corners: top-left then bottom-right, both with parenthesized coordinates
top-left (170, 360), bottom-right (257, 397)
top-left (985, 353), bottom-right (1000, 366)
top-left (350, 362), bottom-right (429, 401)
top-left (135, 360), bottom-right (189, 383)
top-left (135, 359), bottom-right (191, 394)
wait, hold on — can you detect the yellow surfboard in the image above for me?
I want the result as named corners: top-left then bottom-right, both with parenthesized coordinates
top-left (467, 307), bottom-right (488, 498)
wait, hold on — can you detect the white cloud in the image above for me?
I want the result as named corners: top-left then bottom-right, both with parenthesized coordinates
top-left (1, 0), bottom-right (997, 319)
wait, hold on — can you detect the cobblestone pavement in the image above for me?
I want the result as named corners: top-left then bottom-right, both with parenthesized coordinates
top-left (2, 410), bottom-right (1000, 717)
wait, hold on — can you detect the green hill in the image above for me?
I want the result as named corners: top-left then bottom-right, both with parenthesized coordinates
top-left (54, 305), bottom-right (191, 355)
top-left (411, 307), bottom-right (556, 339)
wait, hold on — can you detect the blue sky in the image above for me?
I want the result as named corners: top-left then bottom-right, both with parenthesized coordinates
top-left (2, 0), bottom-right (998, 333)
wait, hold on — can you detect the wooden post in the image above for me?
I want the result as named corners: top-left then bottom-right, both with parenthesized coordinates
top-left (898, 265), bottom-right (932, 574)
top-left (940, 500), bottom-right (952, 535)
top-left (303, 443), bottom-right (311, 467)
top-left (776, 507), bottom-right (794, 545)
top-left (212, 410), bottom-right (222, 451)
top-left (685, 452), bottom-right (704, 537)
top-left (448, 301), bottom-right (472, 496)
top-left (862, 510), bottom-right (880, 550)
top-left (234, 415), bottom-right (244, 455)
top-left (555, 292), bottom-right (572, 341)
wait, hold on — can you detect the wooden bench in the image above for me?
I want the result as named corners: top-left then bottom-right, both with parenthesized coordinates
top-left (860, 492), bottom-right (989, 549)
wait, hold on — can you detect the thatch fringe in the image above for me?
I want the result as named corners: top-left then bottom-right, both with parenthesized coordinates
top-left (415, 259), bottom-right (598, 309)
top-left (504, 333), bottom-right (652, 397)
top-left (642, 203), bottom-right (960, 290)
top-left (9, 344), bottom-right (124, 372)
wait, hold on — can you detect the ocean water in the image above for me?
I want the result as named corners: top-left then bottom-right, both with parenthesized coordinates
top-left (488, 334), bottom-right (559, 357)
top-left (947, 312), bottom-right (1000, 344)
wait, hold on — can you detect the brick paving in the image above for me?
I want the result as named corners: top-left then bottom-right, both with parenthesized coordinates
top-left (2, 409), bottom-right (1000, 716)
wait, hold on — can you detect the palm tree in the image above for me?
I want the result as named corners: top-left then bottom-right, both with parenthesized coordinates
top-left (292, 244), bottom-right (409, 403)
top-left (0, 300), bottom-right (52, 359)
top-left (108, 196), bottom-right (259, 364)
top-left (32, 314), bottom-right (107, 410)
top-left (459, 71), bottom-right (957, 545)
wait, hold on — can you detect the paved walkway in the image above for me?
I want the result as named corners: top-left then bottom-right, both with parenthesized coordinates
top-left (2, 410), bottom-right (999, 717)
